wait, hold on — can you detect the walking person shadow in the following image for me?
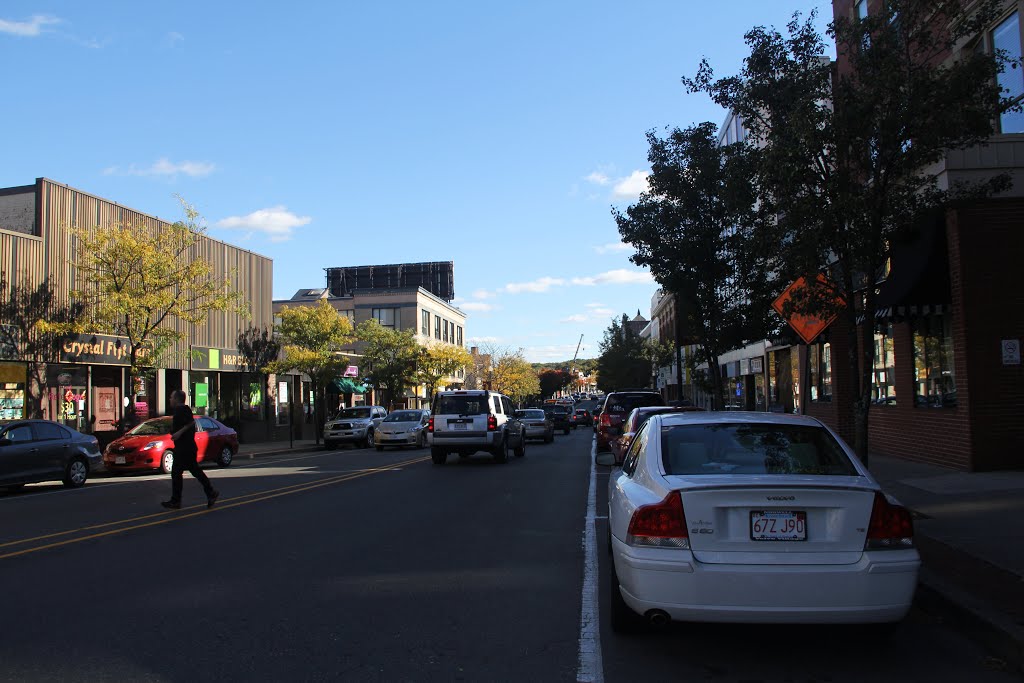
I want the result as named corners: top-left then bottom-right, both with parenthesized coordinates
top-left (161, 389), bottom-right (220, 510)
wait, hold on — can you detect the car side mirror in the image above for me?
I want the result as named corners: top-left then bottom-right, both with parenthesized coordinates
top-left (595, 452), bottom-right (617, 467)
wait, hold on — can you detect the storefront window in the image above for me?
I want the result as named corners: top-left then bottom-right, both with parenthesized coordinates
top-left (790, 348), bottom-right (801, 411)
top-left (809, 342), bottom-right (832, 402)
top-left (240, 374), bottom-right (264, 420)
top-left (872, 323), bottom-right (897, 405)
top-left (914, 313), bottom-right (956, 407)
top-left (0, 362), bottom-right (27, 421)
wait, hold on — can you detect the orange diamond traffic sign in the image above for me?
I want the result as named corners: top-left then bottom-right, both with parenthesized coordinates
top-left (772, 275), bottom-right (843, 345)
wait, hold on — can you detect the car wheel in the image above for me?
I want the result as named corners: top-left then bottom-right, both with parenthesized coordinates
top-left (563, 427), bottom-right (570, 435)
top-left (62, 457), bottom-right (89, 488)
top-left (545, 431), bottom-right (554, 444)
top-left (375, 445), bottom-right (383, 452)
top-left (492, 438), bottom-right (508, 464)
top-left (430, 447), bottom-right (447, 465)
top-left (514, 436), bottom-right (526, 458)
top-left (324, 441), bottom-right (337, 450)
top-left (217, 446), bottom-right (233, 467)
top-left (161, 450), bottom-right (175, 474)
top-left (364, 429), bottom-right (375, 449)
top-left (610, 564), bottom-right (646, 634)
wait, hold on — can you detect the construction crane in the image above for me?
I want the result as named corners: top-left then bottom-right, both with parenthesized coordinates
top-left (567, 334), bottom-right (584, 394)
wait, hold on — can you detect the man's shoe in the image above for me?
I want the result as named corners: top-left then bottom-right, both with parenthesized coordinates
top-left (161, 500), bottom-right (181, 510)
top-left (207, 490), bottom-right (220, 509)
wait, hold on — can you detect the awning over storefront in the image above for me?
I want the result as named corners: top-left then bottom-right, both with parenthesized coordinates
top-left (332, 378), bottom-right (367, 394)
top-left (877, 218), bottom-right (950, 309)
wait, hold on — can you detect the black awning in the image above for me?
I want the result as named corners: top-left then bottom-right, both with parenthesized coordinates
top-left (877, 217), bottom-right (951, 309)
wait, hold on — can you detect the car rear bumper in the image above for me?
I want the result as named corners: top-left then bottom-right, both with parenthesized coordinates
top-left (612, 537), bottom-right (919, 624)
top-left (429, 432), bottom-right (500, 448)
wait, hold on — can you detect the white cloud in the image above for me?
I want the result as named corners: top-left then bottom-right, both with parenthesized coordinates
top-left (167, 31), bottom-right (184, 45)
top-left (503, 276), bottom-right (565, 294)
top-left (613, 170), bottom-right (650, 199)
top-left (0, 15), bottom-right (59, 36)
top-left (560, 314), bottom-right (587, 324)
top-left (585, 171), bottom-right (611, 186)
top-left (593, 241), bottom-right (632, 255)
top-left (585, 303), bottom-right (616, 316)
top-left (524, 344), bottom-right (584, 362)
top-left (571, 269), bottom-right (653, 286)
top-left (457, 302), bottom-right (495, 312)
top-left (216, 206), bottom-right (312, 242)
top-left (471, 289), bottom-right (494, 300)
top-left (467, 336), bottom-right (500, 345)
top-left (104, 157), bottom-right (216, 178)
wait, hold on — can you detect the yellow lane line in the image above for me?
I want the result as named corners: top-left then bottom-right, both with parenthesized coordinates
top-left (0, 455), bottom-right (428, 560)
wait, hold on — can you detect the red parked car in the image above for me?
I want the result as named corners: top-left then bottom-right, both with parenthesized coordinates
top-left (608, 405), bottom-right (707, 464)
top-left (595, 391), bottom-right (665, 452)
top-left (103, 415), bottom-right (239, 474)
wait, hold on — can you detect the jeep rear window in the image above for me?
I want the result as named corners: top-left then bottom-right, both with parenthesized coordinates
top-left (435, 396), bottom-right (489, 415)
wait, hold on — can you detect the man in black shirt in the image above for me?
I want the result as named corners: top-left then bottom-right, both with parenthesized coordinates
top-left (161, 390), bottom-right (220, 510)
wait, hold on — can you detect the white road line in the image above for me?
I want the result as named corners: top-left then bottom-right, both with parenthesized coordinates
top-left (576, 437), bottom-right (604, 683)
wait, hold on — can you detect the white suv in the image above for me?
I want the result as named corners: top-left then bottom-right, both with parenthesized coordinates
top-left (428, 390), bottom-right (526, 464)
top-left (323, 405), bottom-right (387, 449)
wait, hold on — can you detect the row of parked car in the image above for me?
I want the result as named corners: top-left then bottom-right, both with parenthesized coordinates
top-left (1, 414), bottom-right (241, 491)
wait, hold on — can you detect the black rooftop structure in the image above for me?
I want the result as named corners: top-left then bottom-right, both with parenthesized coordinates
top-left (325, 261), bottom-right (455, 301)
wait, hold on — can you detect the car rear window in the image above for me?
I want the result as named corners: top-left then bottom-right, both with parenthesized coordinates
top-left (661, 423), bottom-right (858, 476)
top-left (435, 395), bottom-right (488, 415)
top-left (543, 405), bottom-right (570, 415)
top-left (516, 410), bottom-right (545, 419)
top-left (605, 393), bottom-right (664, 414)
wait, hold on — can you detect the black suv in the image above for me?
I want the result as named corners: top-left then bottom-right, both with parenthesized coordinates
top-left (542, 404), bottom-right (572, 435)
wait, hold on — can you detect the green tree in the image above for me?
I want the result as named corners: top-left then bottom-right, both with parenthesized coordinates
top-left (596, 315), bottom-right (660, 392)
top-left (0, 277), bottom-right (84, 418)
top-left (489, 348), bottom-right (540, 405)
top-left (684, 1), bottom-right (1014, 460)
top-left (267, 300), bottom-right (355, 444)
top-left (614, 123), bottom-right (774, 408)
top-left (356, 319), bottom-right (422, 409)
top-left (417, 342), bottom-right (473, 403)
top-left (72, 198), bottom-right (247, 380)
top-left (236, 325), bottom-right (282, 439)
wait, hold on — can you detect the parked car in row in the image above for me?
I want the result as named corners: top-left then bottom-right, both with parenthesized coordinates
top-left (598, 411), bottom-right (919, 633)
top-left (0, 419), bottom-right (102, 490)
top-left (571, 408), bottom-right (592, 428)
top-left (324, 405), bottom-right (388, 449)
top-left (374, 409), bottom-right (430, 450)
top-left (104, 415), bottom-right (239, 474)
top-left (428, 390), bottom-right (526, 464)
top-left (542, 404), bottom-right (573, 435)
top-left (595, 390), bottom-right (665, 452)
top-left (514, 409), bottom-right (554, 443)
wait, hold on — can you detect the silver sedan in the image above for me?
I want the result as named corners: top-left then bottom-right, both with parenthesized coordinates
top-left (514, 409), bottom-right (554, 443)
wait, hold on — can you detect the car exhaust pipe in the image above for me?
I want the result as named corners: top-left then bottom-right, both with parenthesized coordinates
top-left (645, 609), bottom-right (670, 627)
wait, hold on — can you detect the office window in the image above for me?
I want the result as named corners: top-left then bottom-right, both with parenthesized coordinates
top-left (809, 342), bottom-right (832, 402)
top-left (457, 326), bottom-right (463, 347)
top-left (994, 11), bottom-right (1024, 133)
top-left (855, 0), bottom-right (867, 20)
top-left (372, 308), bottom-right (398, 329)
top-left (340, 310), bottom-right (355, 323)
top-left (421, 309), bottom-right (430, 336)
top-left (435, 316), bottom-right (441, 340)
top-left (443, 320), bottom-right (449, 343)
top-left (914, 313), bottom-right (956, 407)
top-left (872, 322), bottom-right (897, 405)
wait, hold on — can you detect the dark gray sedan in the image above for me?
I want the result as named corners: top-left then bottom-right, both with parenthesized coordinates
top-left (0, 419), bottom-right (103, 490)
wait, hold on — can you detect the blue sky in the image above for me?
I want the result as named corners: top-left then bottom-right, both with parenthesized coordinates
top-left (1, 1), bottom-right (832, 362)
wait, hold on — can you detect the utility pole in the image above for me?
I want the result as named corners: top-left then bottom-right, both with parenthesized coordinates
top-left (568, 334), bottom-right (584, 395)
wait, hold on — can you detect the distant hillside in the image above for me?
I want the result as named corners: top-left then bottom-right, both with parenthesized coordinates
top-left (531, 358), bottom-right (597, 373)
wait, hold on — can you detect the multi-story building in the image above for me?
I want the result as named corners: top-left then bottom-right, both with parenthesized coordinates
top-left (0, 178), bottom-right (276, 442)
top-left (274, 262), bottom-right (467, 409)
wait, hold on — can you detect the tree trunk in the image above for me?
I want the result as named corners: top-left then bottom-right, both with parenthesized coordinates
top-left (846, 291), bottom-right (876, 468)
top-left (313, 378), bottom-right (321, 445)
top-left (703, 343), bottom-right (724, 410)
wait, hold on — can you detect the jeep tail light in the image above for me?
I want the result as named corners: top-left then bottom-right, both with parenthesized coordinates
top-left (865, 491), bottom-right (914, 549)
top-left (626, 491), bottom-right (689, 549)
top-left (427, 417), bottom-right (434, 433)
top-left (487, 414), bottom-right (498, 431)
top-left (599, 413), bottom-right (612, 430)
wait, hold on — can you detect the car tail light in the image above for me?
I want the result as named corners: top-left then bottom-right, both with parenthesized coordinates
top-left (427, 417), bottom-right (434, 433)
top-left (626, 491), bottom-right (690, 549)
top-left (487, 414), bottom-right (498, 431)
top-left (865, 492), bottom-right (914, 549)
top-left (599, 413), bottom-right (612, 430)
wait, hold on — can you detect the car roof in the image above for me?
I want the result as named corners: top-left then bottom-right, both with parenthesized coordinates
top-left (652, 411), bottom-right (825, 428)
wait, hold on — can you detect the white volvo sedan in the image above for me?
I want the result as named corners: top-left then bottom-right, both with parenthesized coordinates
top-left (599, 412), bottom-right (919, 632)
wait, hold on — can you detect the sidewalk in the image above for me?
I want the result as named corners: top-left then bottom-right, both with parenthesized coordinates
top-left (869, 454), bottom-right (1024, 670)
top-left (237, 438), bottom-right (324, 459)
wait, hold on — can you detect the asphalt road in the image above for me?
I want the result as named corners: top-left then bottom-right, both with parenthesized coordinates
top-left (0, 429), bottom-right (1018, 682)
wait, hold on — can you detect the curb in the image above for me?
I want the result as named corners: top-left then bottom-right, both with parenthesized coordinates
top-left (915, 567), bottom-right (1024, 673)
